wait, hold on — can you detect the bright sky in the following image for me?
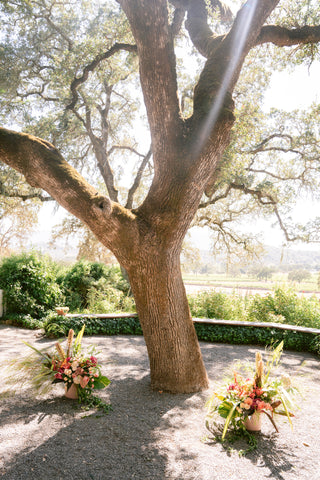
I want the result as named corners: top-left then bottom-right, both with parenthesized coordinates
top-left (190, 62), bottom-right (320, 252)
top-left (30, 61), bottom-right (320, 255)
top-left (258, 63), bottom-right (320, 249)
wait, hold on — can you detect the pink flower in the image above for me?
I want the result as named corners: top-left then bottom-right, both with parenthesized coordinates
top-left (257, 401), bottom-right (266, 410)
top-left (80, 375), bottom-right (90, 388)
top-left (54, 373), bottom-right (62, 380)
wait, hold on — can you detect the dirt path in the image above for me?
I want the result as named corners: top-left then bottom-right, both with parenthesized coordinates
top-left (1, 325), bottom-right (319, 480)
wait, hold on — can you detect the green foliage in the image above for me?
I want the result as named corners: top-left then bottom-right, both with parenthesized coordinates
top-left (0, 253), bottom-right (132, 317)
top-left (43, 314), bottom-right (142, 337)
top-left (39, 312), bottom-right (319, 357)
top-left (288, 269), bottom-right (311, 283)
top-left (79, 394), bottom-right (113, 414)
top-left (194, 323), bottom-right (315, 353)
top-left (188, 290), bottom-right (248, 321)
top-left (189, 286), bottom-right (320, 329)
top-left (1, 313), bottom-right (44, 329)
top-left (60, 260), bottom-right (131, 312)
top-left (247, 287), bottom-right (320, 328)
top-left (256, 267), bottom-right (275, 281)
top-left (0, 252), bottom-right (63, 318)
top-left (310, 335), bottom-right (320, 356)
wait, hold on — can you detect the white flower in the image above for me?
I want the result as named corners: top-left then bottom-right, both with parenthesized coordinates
top-left (73, 376), bottom-right (81, 384)
top-left (64, 369), bottom-right (72, 376)
top-left (71, 361), bottom-right (79, 371)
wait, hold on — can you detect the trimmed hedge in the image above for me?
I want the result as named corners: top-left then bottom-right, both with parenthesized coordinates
top-left (41, 314), bottom-right (320, 356)
top-left (1, 313), bottom-right (44, 330)
top-left (194, 323), bottom-right (317, 354)
top-left (43, 314), bottom-right (143, 337)
top-left (2, 312), bottom-right (319, 357)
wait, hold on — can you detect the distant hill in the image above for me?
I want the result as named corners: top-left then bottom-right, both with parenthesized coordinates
top-left (197, 245), bottom-right (320, 272)
top-left (23, 237), bottom-right (320, 270)
top-left (262, 245), bottom-right (320, 267)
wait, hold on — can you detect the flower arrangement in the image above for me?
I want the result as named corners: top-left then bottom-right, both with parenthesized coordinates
top-left (206, 341), bottom-right (298, 441)
top-left (11, 325), bottom-right (111, 410)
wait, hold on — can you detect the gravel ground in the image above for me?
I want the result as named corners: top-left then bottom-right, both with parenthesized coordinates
top-left (0, 325), bottom-right (320, 480)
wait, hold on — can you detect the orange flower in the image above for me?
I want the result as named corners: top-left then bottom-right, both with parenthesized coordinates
top-left (60, 359), bottom-right (71, 369)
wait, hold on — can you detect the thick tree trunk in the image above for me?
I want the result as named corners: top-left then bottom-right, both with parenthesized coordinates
top-left (127, 246), bottom-right (209, 393)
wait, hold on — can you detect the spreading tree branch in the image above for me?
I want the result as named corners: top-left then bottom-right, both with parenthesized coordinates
top-left (126, 146), bottom-right (152, 209)
top-left (256, 24), bottom-right (320, 47)
top-left (171, 7), bottom-right (186, 38)
top-left (191, 0), bottom-right (281, 119)
top-left (66, 43), bottom-right (137, 110)
top-left (118, 0), bottom-right (183, 165)
top-left (0, 128), bottom-right (113, 227)
top-left (0, 186), bottom-right (53, 202)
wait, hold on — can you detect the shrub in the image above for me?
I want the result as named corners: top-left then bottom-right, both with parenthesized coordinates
top-left (41, 313), bottom-right (319, 357)
top-left (86, 277), bottom-right (135, 314)
top-left (189, 287), bottom-right (320, 330)
top-left (188, 290), bottom-right (247, 321)
top-left (1, 313), bottom-right (44, 329)
top-left (194, 323), bottom-right (316, 353)
top-left (60, 260), bottom-right (131, 311)
top-left (0, 252), bottom-right (63, 318)
top-left (310, 335), bottom-right (320, 356)
top-left (247, 287), bottom-right (320, 329)
top-left (43, 313), bottom-right (142, 337)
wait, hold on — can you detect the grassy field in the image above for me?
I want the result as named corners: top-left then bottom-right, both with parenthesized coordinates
top-left (182, 272), bottom-right (320, 292)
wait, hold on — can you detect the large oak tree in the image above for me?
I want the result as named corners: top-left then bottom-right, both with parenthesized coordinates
top-left (1, 0), bottom-right (320, 393)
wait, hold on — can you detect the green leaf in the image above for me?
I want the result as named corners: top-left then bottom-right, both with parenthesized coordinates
top-left (218, 399), bottom-right (235, 419)
top-left (222, 402), bottom-right (239, 441)
top-left (94, 376), bottom-right (110, 389)
top-left (22, 340), bottom-right (52, 361)
top-left (277, 391), bottom-right (294, 429)
top-left (74, 324), bottom-right (86, 353)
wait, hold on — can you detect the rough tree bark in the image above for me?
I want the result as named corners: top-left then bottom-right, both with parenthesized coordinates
top-left (2, 0), bottom-right (320, 392)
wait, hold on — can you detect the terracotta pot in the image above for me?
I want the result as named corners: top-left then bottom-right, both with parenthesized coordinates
top-left (244, 411), bottom-right (261, 432)
top-left (65, 383), bottom-right (78, 399)
top-left (55, 307), bottom-right (69, 316)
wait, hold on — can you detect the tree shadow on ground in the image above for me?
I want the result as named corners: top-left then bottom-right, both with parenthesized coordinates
top-left (204, 427), bottom-right (298, 480)
top-left (0, 372), bottom-right (209, 480)
top-left (1, 328), bottom-right (319, 480)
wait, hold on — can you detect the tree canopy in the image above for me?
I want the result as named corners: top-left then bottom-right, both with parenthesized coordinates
top-left (1, 0), bottom-right (320, 392)
top-left (1, 0), bottom-right (320, 256)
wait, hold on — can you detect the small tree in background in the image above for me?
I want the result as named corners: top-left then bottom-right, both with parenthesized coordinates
top-left (288, 269), bottom-right (311, 284)
top-left (257, 266), bottom-right (275, 281)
